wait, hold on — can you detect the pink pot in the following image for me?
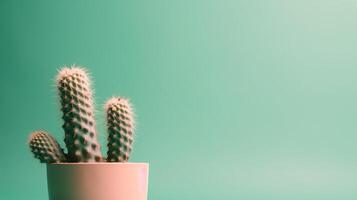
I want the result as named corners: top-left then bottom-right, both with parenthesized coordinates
top-left (47, 163), bottom-right (149, 200)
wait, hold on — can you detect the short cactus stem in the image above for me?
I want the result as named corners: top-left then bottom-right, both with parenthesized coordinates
top-left (105, 97), bottom-right (135, 162)
top-left (28, 131), bottom-right (66, 163)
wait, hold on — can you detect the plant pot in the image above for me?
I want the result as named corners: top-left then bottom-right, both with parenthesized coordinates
top-left (47, 163), bottom-right (149, 200)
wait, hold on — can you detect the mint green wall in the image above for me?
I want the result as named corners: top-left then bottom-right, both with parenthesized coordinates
top-left (1, 1), bottom-right (357, 199)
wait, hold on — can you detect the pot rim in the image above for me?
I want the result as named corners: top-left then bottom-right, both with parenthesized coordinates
top-left (47, 162), bottom-right (149, 166)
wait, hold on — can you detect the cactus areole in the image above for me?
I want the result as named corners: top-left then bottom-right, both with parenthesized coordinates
top-left (28, 66), bottom-right (136, 163)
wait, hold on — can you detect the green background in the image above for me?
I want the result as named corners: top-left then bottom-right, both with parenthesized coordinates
top-left (1, 0), bottom-right (357, 199)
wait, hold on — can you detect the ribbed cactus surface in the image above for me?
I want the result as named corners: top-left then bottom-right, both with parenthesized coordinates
top-left (105, 97), bottom-right (135, 162)
top-left (57, 67), bottom-right (102, 162)
top-left (28, 131), bottom-right (66, 163)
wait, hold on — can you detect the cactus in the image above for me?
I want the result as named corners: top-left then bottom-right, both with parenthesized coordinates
top-left (28, 131), bottom-right (66, 163)
top-left (105, 97), bottom-right (135, 162)
top-left (28, 66), bottom-right (138, 164)
top-left (56, 67), bottom-right (102, 162)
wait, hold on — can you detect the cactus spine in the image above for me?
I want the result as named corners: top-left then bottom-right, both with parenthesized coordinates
top-left (105, 97), bottom-right (135, 162)
top-left (28, 131), bottom-right (66, 163)
top-left (57, 67), bottom-right (102, 162)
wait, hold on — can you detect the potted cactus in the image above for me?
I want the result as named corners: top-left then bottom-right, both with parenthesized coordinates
top-left (28, 67), bottom-right (149, 200)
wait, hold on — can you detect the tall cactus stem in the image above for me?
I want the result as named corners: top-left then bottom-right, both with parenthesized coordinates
top-left (56, 66), bottom-right (102, 162)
